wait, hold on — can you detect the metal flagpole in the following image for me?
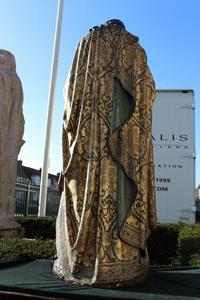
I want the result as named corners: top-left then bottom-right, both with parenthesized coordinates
top-left (38, 0), bottom-right (64, 216)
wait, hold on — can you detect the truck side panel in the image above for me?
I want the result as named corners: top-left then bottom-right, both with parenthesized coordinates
top-left (152, 90), bottom-right (195, 223)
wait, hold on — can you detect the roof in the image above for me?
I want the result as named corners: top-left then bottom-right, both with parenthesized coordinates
top-left (17, 160), bottom-right (59, 182)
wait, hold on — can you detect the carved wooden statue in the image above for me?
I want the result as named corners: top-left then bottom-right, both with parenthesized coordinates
top-left (0, 50), bottom-right (24, 237)
top-left (54, 20), bottom-right (156, 287)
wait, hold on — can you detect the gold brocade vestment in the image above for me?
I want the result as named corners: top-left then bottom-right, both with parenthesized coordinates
top-left (53, 21), bottom-right (156, 287)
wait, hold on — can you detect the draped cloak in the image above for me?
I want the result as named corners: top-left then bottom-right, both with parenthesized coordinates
top-left (53, 23), bottom-right (156, 287)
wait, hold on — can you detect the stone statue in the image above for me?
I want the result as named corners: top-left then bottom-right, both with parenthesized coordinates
top-left (0, 50), bottom-right (24, 237)
top-left (53, 20), bottom-right (156, 287)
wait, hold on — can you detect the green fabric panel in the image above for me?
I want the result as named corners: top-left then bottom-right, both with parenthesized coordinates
top-left (111, 79), bottom-right (137, 230)
top-left (0, 259), bottom-right (200, 299)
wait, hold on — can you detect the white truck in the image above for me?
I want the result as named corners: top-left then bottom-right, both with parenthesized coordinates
top-left (152, 90), bottom-right (196, 224)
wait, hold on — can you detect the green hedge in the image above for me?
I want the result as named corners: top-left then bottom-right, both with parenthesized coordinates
top-left (16, 216), bottom-right (56, 239)
top-left (0, 238), bottom-right (56, 263)
top-left (7, 217), bottom-right (200, 267)
top-left (178, 224), bottom-right (200, 266)
top-left (148, 223), bottom-right (180, 265)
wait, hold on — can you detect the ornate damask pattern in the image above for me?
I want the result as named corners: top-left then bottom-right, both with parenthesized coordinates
top-left (53, 23), bottom-right (156, 287)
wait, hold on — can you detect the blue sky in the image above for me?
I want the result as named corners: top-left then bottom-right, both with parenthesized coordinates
top-left (0, 0), bottom-right (200, 184)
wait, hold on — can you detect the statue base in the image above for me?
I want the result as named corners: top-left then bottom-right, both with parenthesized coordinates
top-left (0, 222), bottom-right (24, 238)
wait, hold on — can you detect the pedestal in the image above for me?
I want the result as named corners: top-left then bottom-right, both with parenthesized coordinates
top-left (0, 221), bottom-right (24, 238)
